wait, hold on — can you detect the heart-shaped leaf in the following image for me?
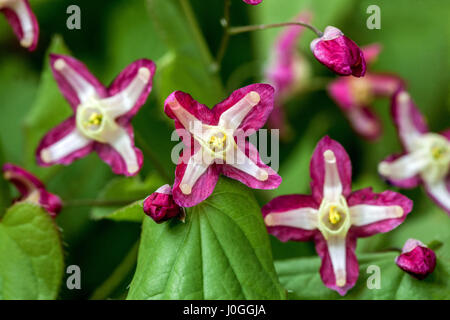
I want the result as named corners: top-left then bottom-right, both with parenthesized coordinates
top-left (0, 203), bottom-right (64, 300)
top-left (127, 177), bottom-right (286, 299)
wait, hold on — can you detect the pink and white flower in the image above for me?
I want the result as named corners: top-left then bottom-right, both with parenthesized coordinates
top-left (262, 136), bottom-right (412, 295)
top-left (395, 239), bottom-right (436, 279)
top-left (378, 90), bottom-right (450, 215)
top-left (310, 26), bottom-right (366, 77)
top-left (3, 163), bottom-right (62, 217)
top-left (0, 0), bottom-right (39, 51)
top-left (36, 54), bottom-right (156, 176)
top-left (165, 84), bottom-right (282, 207)
top-left (265, 11), bottom-right (312, 139)
top-left (328, 44), bottom-right (404, 140)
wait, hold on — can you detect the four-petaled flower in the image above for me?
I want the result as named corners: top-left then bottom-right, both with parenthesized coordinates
top-left (265, 11), bottom-right (312, 139)
top-left (262, 136), bottom-right (412, 295)
top-left (2, 163), bottom-right (62, 217)
top-left (310, 26), bottom-right (366, 77)
top-left (242, 0), bottom-right (262, 5)
top-left (395, 238), bottom-right (436, 280)
top-left (36, 54), bottom-right (156, 176)
top-left (328, 44), bottom-right (404, 140)
top-left (0, 0), bottom-right (38, 50)
top-left (165, 84), bottom-right (282, 207)
top-left (378, 90), bottom-right (450, 215)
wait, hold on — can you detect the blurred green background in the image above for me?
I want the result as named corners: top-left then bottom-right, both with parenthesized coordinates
top-left (0, 0), bottom-right (448, 299)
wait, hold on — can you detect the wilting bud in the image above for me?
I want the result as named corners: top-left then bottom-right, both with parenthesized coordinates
top-left (2, 163), bottom-right (62, 217)
top-left (310, 26), bottom-right (366, 77)
top-left (143, 184), bottom-right (184, 223)
top-left (395, 239), bottom-right (436, 280)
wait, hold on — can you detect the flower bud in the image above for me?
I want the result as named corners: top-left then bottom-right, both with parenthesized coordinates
top-left (310, 26), bottom-right (366, 77)
top-left (143, 184), bottom-right (183, 223)
top-left (395, 239), bottom-right (436, 279)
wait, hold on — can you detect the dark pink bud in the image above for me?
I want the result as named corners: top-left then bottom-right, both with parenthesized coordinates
top-left (2, 163), bottom-right (62, 217)
top-left (143, 184), bottom-right (183, 223)
top-left (395, 239), bottom-right (436, 280)
top-left (310, 26), bottom-right (366, 77)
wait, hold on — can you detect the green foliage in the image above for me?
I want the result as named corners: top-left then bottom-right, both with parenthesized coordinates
top-left (0, 203), bottom-right (64, 300)
top-left (147, 0), bottom-right (224, 105)
top-left (91, 173), bottom-right (164, 222)
top-left (128, 178), bottom-right (286, 299)
top-left (276, 246), bottom-right (450, 299)
top-left (23, 35), bottom-right (72, 177)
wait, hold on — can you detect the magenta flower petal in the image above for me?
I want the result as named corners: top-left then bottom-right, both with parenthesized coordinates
top-left (166, 84), bottom-right (280, 207)
top-left (172, 149), bottom-right (220, 208)
top-left (440, 129), bottom-right (450, 141)
top-left (221, 141), bottom-right (282, 190)
top-left (164, 91), bottom-right (215, 131)
top-left (391, 90), bottom-right (429, 151)
top-left (262, 136), bottom-right (412, 295)
top-left (395, 239), bottom-right (436, 279)
top-left (0, 0), bottom-right (39, 51)
top-left (362, 43), bottom-right (382, 64)
top-left (242, 0), bottom-right (262, 5)
top-left (36, 117), bottom-right (95, 167)
top-left (107, 59), bottom-right (156, 123)
top-left (266, 11), bottom-right (312, 97)
top-left (311, 26), bottom-right (366, 77)
top-left (316, 234), bottom-right (359, 296)
top-left (310, 136), bottom-right (352, 203)
top-left (213, 83), bottom-right (275, 133)
top-left (347, 188), bottom-right (412, 237)
top-left (423, 177), bottom-right (450, 215)
top-left (143, 184), bottom-right (183, 223)
top-left (94, 123), bottom-right (143, 177)
top-left (345, 105), bottom-right (382, 140)
top-left (262, 194), bottom-right (319, 242)
top-left (49, 54), bottom-right (108, 110)
top-left (368, 73), bottom-right (405, 97)
top-left (2, 163), bottom-right (62, 217)
top-left (38, 55), bottom-right (155, 176)
top-left (328, 77), bottom-right (354, 110)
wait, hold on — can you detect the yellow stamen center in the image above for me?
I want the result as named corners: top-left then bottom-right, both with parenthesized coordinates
top-left (209, 134), bottom-right (227, 151)
top-left (431, 146), bottom-right (446, 160)
top-left (86, 112), bottom-right (103, 128)
top-left (350, 78), bottom-right (373, 106)
top-left (329, 205), bottom-right (341, 225)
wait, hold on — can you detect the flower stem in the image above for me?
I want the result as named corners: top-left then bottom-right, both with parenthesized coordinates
top-left (229, 21), bottom-right (323, 37)
top-left (215, 0), bottom-right (232, 69)
top-left (90, 240), bottom-right (140, 300)
top-left (64, 198), bottom-right (141, 207)
top-left (135, 131), bottom-right (171, 182)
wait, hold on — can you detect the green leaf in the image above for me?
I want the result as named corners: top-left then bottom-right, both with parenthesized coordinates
top-left (276, 244), bottom-right (450, 299)
top-left (0, 203), bottom-right (64, 300)
top-left (272, 115), bottom-right (331, 197)
top-left (91, 173), bottom-right (164, 222)
top-left (23, 35), bottom-right (72, 177)
top-left (0, 56), bottom-right (38, 164)
top-left (127, 177), bottom-right (286, 299)
top-left (148, 0), bottom-right (224, 105)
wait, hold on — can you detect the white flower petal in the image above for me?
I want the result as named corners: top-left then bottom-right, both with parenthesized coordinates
top-left (102, 67), bottom-right (152, 118)
top-left (40, 128), bottom-right (91, 163)
top-left (107, 127), bottom-right (139, 175)
top-left (378, 150), bottom-right (429, 180)
top-left (327, 235), bottom-right (347, 287)
top-left (265, 208), bottom-right (318, 230)
top-left (349, 204), bottom-right (403, 226)
top-left (323, 150), bottom-right (343, 202)
top-left (218, 91), bottom-right (260, 131)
